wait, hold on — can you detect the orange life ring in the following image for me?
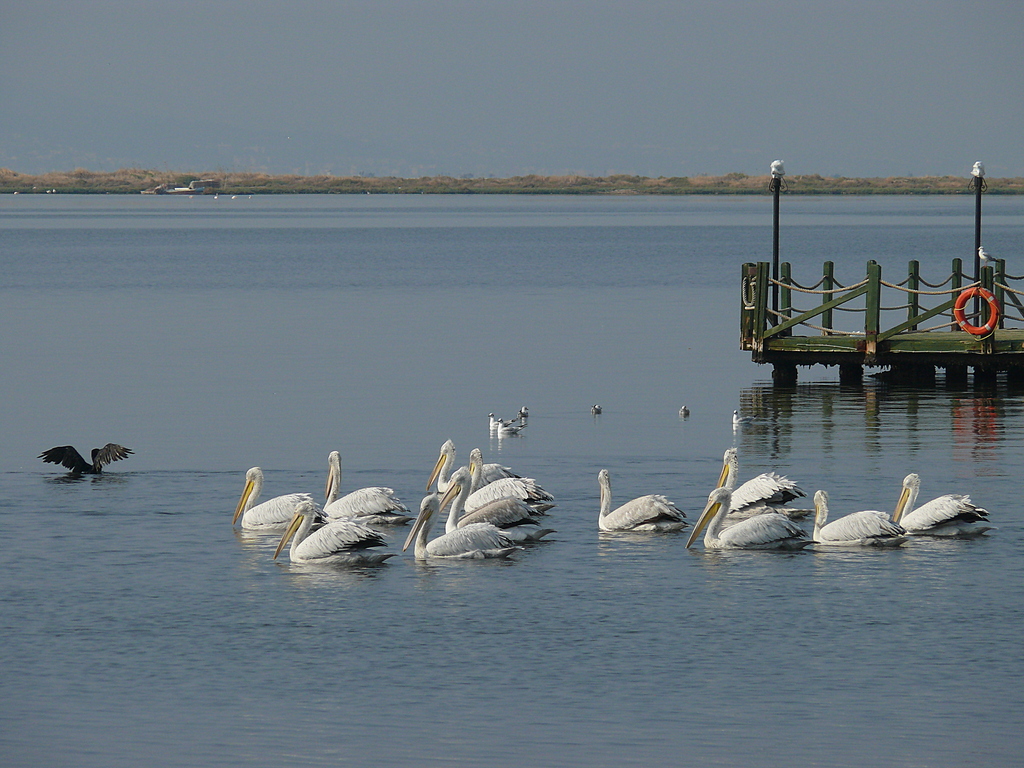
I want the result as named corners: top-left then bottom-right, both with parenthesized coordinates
top-left (953, 287), bottom-right (999, 336)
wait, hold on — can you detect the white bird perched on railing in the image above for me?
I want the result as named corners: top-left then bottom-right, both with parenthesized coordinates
top-left (972, 161), bottom-right (985, 178)
top-left (978, 246), bottom-right (990, 262)
top-left (770, 160), bottom-right (785, 178)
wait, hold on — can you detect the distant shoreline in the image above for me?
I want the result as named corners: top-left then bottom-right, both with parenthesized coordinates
top-left (2, 168), bottom-right (1022, 195)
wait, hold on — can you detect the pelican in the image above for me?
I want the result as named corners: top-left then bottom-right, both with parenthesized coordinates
top-left (403, 489), bottom-right (519, 560)
top-left (811, 490), bottom-right (906, 547)
top-left (322, 451), bottom-right (411, 525)
top-left (468, 447), bottom-right (521, 485)
top-left (717, 448), bottom-right (809, 518)
top-left (893, 474), bottom-right (993, 536)
top-left (426, 441), bottom-right (520, 495)
top-left (445, 467), bottom-right (555, 542)
top-left (686, 487), bottom-right (811, 550)
top-left (274, 501), bottom-right (395, 565)
top-left (591, 404), bottom-right (602, 415)
top-left (38, 443), bottom-right (133, 474)
top-left (233, 467), bottom-right (315, 530)
top-left (597, 469), bottom-right (688, 532)
top-left (466, 451), bottom-right (554, 513)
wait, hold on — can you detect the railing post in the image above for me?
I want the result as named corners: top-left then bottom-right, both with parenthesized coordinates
top-left (950, 257), bottom-right (963, 331)
top-left (866, 260), bottom-right (881, 354)
top-left (740, 263), bottom-right (757, 348)
top-left (752, 261), bottom-right (770, 352)
top-left (993, 258), bottom-right (1006, 329)
top-left (780, 261), bottom-right (792, 337)
top-left (822, 261), bottom-right (835, 334)
top-left (907, 260), bottom-right (920, 331)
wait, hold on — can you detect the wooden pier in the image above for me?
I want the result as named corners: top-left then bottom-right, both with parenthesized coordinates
top-left (740, 258), bottom-right (1024, 384)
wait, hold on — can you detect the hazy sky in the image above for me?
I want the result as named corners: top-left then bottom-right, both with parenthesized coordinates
top-left (2, 1), bottom-right (1022, 178)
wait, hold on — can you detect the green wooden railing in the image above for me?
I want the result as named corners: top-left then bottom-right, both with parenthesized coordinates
top-left (740, 259), bottom-right (1024, 352)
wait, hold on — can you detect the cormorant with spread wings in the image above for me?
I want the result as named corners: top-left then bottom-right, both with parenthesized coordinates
top-left (38, 444), bottom-right (134, 474)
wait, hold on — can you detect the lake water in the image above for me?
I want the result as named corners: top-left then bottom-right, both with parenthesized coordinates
top-left (1, 193), bottom-right (1023, 768)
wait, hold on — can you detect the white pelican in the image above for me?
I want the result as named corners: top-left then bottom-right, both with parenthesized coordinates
top-left (274, 501), bottom-right (395, 565)
top-left (686, 487), bottom-right (811, 550)
top-left (445, 467), bottom-right (555, 542)
top-left (426, 441), bottom-right (520, 495)
top-left (717, 448), bottom-right (809, 519)
top-left (811, 490), bottom-right (906, 547)
top-left (591, 404), bottom-right (602, 415)
top-left (403, 489), bottom-right (519, 560)
top-left (596, 469), bottom-right (688, 532)
top-left (38, 443), bottom-right (133, 474)
top-left (893, 474), bottom-right (993, 536)
top-left (322, 451), bottom-right (411, 525)
top-left (468, 447), bottom-right (521, 485)
top-left (466, 451), bottom-right (554, 513)
top-left (233, 467), bottom-right (315, 530)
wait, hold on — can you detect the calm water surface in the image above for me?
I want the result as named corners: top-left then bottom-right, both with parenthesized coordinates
top-left (1, 194), bottom-right (1023, 768)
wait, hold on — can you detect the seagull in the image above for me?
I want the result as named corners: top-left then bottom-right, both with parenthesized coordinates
top-left (978, 246), bottom-right (990, 262)
top-left (732, 410), bottom-right (753, 427)
top-left (38, 443), bottom-right (133, 474)
top-left (517, 406), bottom-right (529, 421)
top-left (591, 405), bottom-right (602, 415)
top-left (679, 405), bottom-right (690, 418)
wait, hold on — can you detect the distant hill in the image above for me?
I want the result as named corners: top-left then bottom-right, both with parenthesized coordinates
top-left (2, 167), bottom-right (1021, 195)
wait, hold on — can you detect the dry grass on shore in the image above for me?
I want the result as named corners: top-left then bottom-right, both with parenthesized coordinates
top-left (2, 167), bottom-right (1022, 195)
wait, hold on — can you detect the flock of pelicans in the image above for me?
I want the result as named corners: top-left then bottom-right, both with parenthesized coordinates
top-left (36, 425), bottom-right (994, 566)
top-left (227, 435), bottom-right (994, 566)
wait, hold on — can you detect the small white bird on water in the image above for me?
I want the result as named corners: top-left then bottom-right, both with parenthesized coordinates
top-left (591, 404), bottom-right (602, 415)
top-left (732, 410), bottom-right (753, 427)
top-left (679, 405), bottom-right (689, 418)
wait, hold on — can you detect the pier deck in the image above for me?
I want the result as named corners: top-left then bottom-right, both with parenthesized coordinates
top-left (740, 259), bottom-right (1024, 383)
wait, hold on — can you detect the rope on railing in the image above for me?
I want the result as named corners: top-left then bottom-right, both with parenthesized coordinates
top-left (918, 273), bottom-right (956, 288)
top-left (996, 281), bottom-right (1024, 297)
top-left (786, 275), bottom-right (828, 291)
top-left (879, 279), bottom-right (978, 296)
top-left (766, 277), bottom-right (869, 295)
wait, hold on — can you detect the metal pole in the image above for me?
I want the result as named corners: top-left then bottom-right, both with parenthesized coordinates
top-left (772, 177), bottom-right (780, 315)
top-left (970, 162), bottom-right (985, 318)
